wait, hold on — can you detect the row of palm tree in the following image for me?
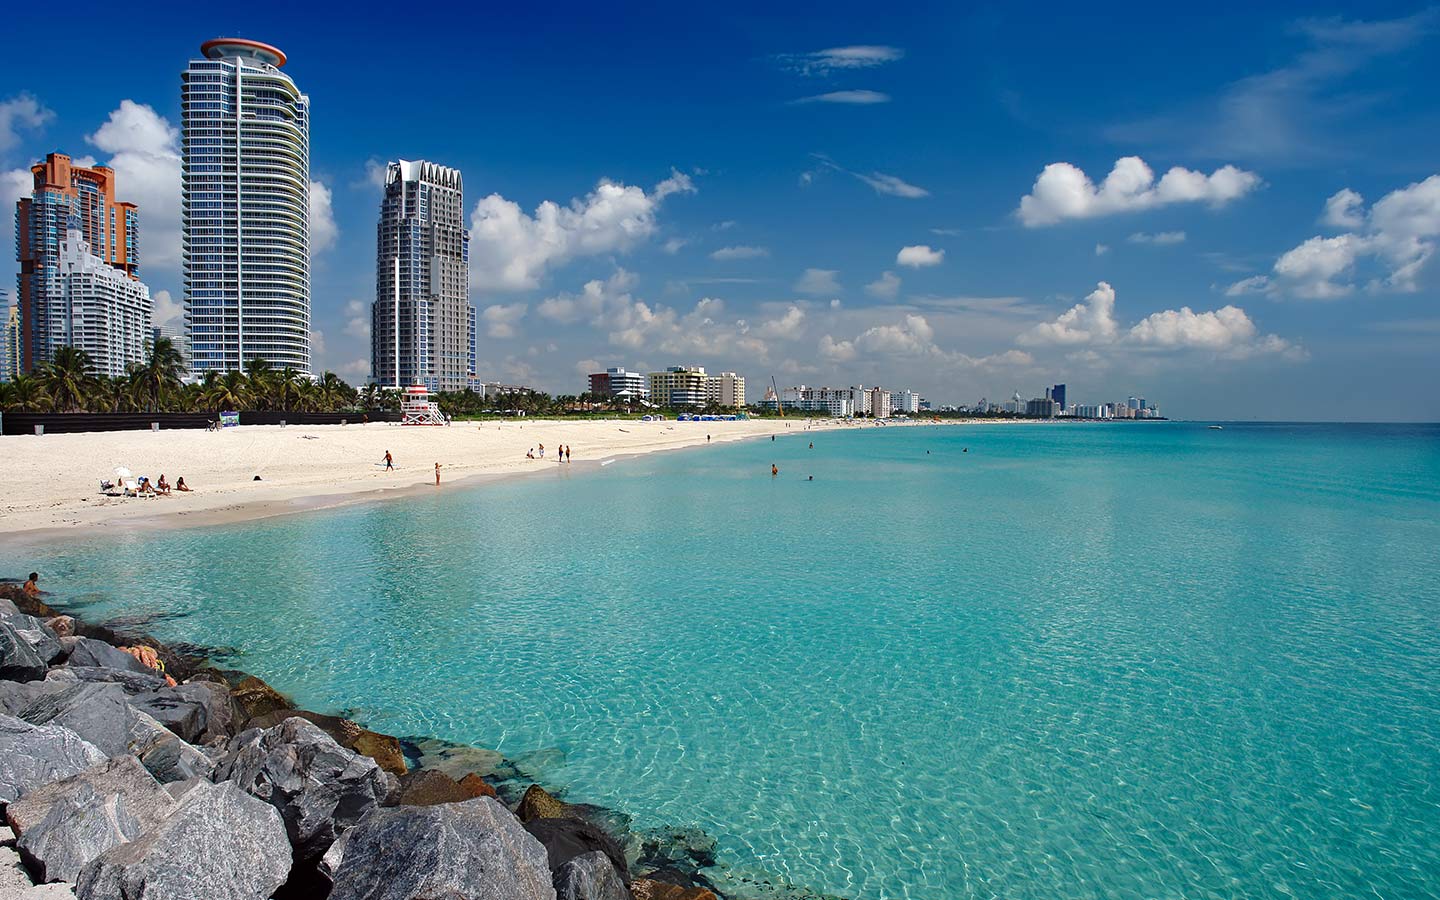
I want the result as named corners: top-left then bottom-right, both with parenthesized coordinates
top-left (0, 341), bottom-right (363, 414)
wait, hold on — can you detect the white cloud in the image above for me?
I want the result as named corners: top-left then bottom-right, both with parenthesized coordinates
top-left (1225, 275), bottom-right (1271, 296)
top-left (1128, 230), bottom-right (1186, 245)
top-left (897, 245), bottom-right (944, 267)
top-left (762, 305), bottom-right (806, 339)
top-left (1095, 243), bottom-right (1110, 256)
top-left (469, 170), bottom-right (695, 291)
top-left (310, 329), bottom-right (327, 356)
top-left (337, 359), bottom-right (370, 380)
top-left (1273, 234), bottom-right (1367, 298)
top-left (710, 245), bottom-right (769, 261)
top-left (343, 299), bottom-right (371, 338)
top-left (482, 302), bottom-right (528, 338)
top-left (779, 46), bottom-right (905, 76)
top-left (794, 268), bottom-right (841, 295)
top-left (1322, 188), bottom-right (1365, 228)
top-left (86, 101), bottom-right (182, 274)
top-left (362, 158), bottom-right (387, 189)
top-left (1017, 156), bottom-right (1260, 227)
top-left (866, 271), bottom-right (901, 300)
top-left (151, 289), bottom-right (183, 327)
top-left (0, 94), bottom-right (52, 151)
top-left (309, 181), bottom-right (338, 252)
top-left (1019, 282), bottom-right (1119, 346)
top-left (792, 90), bottom-right (891, 105)
top-left (853, 171), bottom-right (929, 198)
top-left (662, 237), bottom-right (688, 254)
top-left (818, 334), bottom-right (856, 362)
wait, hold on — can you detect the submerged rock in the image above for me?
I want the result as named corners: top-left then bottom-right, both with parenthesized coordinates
top-left (75, 781), bottom-right (290, 900)
top-left (229, 675), bottom-right (292, 720)
top-left (217, 716), bottom-right (393, 860)
top-left (525, 817), bottom-right (630, 885)
top-left (517, 784), bottom-right (567, 822)
top-left (0, 714), bottom-right (107, 804)
top-left (6, 755), bottom-right (176, 837)
top-left (397, 769), bottom-right (475, 807)
top-left (3, 614), bottom-right (62, 663)
top-left (556, 851), bottom-right (631, 900)
top-left (17, 783), bottom-right (142, 884)
top-left (0, 618), bottom-right (47, 682)
top-left (410, 737), bottom-right (504, 780)
top-left (327, 797), bottom-right (555, 900)
top-left (628, 881), bottom-right (717, 900)
top-left (20, 683), bottom-right (133, 757)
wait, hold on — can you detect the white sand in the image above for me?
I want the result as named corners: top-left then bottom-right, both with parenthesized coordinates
top-left (0, 417), bottom-right (877, 535)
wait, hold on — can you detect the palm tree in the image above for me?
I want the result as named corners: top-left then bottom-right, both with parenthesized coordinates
top-left (243, 357), bottom-right (276, 409)
top-left (92, 375), bottom-right (133, 413)
top-left (359, 383), bottom-right (381, 410)
top-left (131, 337), bottom-right (186, 412)
top-left (293, 378), bottom-right (321, 412)
top-left (0, 374), bottom-right (52, 412)
top-left (318, 372), bottom-right (353, 411)
top-left (204, 369), bottom-right (251, 412)
top-left (40, 346), bottom-right (95, 412)
top-left (273, 367), bottom-right (304, 412)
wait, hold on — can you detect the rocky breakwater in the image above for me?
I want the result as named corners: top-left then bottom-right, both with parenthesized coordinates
top-left (0, 584), bottom-right (740, 900)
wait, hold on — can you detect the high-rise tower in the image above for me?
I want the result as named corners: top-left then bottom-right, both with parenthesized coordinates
top-left (183, 38), bottom-right (311, 375)
top-left (371, 160), bottom-right (474, 390)
top-left (15, 153), bottom-right (142, 373)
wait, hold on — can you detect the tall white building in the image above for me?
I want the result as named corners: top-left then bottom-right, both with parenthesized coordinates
top-left (371, 160), bottom-right (474, 390)
top-left (53, 224), bottom-right (152, 377)
top-left (1, 300), bottom-right (21, 382)
top-left (183, 38), bottom-right (311, 375)
top-left (893, 390), bottom-right (922, 414)
top-left (706, 371), bottom-right (745, 408)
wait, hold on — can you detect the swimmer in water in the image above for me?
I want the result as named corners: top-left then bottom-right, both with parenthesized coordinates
top-left (771, 464), bottom-right (779, 477)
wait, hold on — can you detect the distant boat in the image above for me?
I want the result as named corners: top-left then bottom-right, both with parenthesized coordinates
top-left (1209, 425), bottom-right (1224, 430)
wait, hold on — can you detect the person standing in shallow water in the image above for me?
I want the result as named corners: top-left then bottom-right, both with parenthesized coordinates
top-left (23, 572), bottom-right (40, 596)
top-left (771, 464), bottom-right (779, 477)
top-left (434, 462), bottom-right (441, 486)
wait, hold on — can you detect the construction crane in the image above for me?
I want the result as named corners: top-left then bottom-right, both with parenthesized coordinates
top-left (771, 376), bottom-right (784, 417)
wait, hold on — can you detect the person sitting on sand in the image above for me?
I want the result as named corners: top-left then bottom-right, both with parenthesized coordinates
top-left (526, 448), bottom-right (535, 459)
top-left (176, 476), bottom-right (191, 492)
top-left (156, 474), bottom-right (171, 494)
top-left (23, 572), bottom-right (39, 596)
top-left (137, 477), bottom-right (156, 495)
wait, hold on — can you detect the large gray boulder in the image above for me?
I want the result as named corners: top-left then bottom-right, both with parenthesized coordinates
top-left (0, 678), bottom-right (70, 716)
top-left (216, 716), bottom-right (394, 860)
top-left (61, 638), bottom-right (151, 675)
top-left (65, 665), bottom-right (167, 696)
top-left (556, 851), bottom-right (631, 900)
top-left (526, 818), bottom-right (630, 885)
top-left (3, 614), bottom-right (62, 663)
top-left (126, 686), bottom-right (208, 743)
top-left (6, 755), bottom-right (176, 836)
top-left (75, 781), bottom-right (291, 900)
top-left (0, 714), bottom-right (107, 804)
top-left (125, 708), bottom-right (216, 784)
top-left (327, 797), bottom-right (556, 900)
top-left (0, 619), bottom-right (47, 682)
top-left (17, 783), bottom-right (142, 884)
top-left (178, 679), bottom-right (244, 741)
top-left (20, 683), bottom-right (133, 757)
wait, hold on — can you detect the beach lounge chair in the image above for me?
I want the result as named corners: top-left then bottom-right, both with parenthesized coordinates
top-left (99, 480), bottom-right (121, 497)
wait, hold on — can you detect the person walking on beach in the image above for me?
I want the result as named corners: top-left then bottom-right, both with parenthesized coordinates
top-left (383, 451), bottom-right (394, 471)
top-left (538, 443), bottom-right (545, 458)
top-left (435, 462), bottom-right (442, 486)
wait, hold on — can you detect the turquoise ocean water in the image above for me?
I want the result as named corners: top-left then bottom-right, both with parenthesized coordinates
top-left (3, 422), bottom-right (1438, 899)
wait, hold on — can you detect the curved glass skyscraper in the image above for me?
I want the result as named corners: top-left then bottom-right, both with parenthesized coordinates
top-left (182, 38), bottom-right (311, 375)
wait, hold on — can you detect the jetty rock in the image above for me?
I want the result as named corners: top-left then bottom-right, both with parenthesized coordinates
top-left (246, 707), bottom-right (407, 775)
top-left (19, 683), bottom-right (133, 758)
top-left (525, 817), bottom-right (630, 885)
top-left (555, 850), bottom-right (631, 900)
top-left (0, 715), bottom-right (107, 804)
top-left (60, 638), bottom-right (153, 675)
top-left (0, 678), bottom-right (71, 716)
top-left (0, 618), bottom-right (48, 682)
top-left (217, 716), bottom-right (395, 860)
top-left (517, 783), bottom-right (568, 822)
top-left (16, 783), bottom-right (142, 884)
top-left (3, 613), bottom-right (62, 664)
top-left (125, 707), bottom-right (216, 784)
top-left (126, 681), bottom-right (232, 744)
top-left (75, 781), bottom-right (291, 900)
top-left (6, 755), bottom-right (176, 837)
top-left (62, 665), bottom-right (167, 696)
top-left (327, 797), bottom-right (556, 900)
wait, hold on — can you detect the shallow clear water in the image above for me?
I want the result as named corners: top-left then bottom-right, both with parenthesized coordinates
top-left (4, 423), bottom-right (1439, 900)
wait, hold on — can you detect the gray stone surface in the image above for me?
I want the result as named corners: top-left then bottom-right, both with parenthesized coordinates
top-left (0, 620), bottom-right (47, 683)
top-left (19, 683), bottom-right (132, 757)
top-left (216, 717), bottom-right (393, 860)
top-left (0, 714), bottom-right (107, 804)
top-left (2, 615), bottom-right (62, 664)
top-left (0, 679), bottom-right (69, 717)
top-left (0, 596), bottom-right (19, 616)
top-left (75, 781), bottom-right (290, 900)
top-left (125, 708), bottom-right (215, 784)
top-left (162, 777), bottom-right (207, 802)
top-left (64, 666), bottom-right (166, 696)
top-left (177, 679), bottom-right (243, 741)
top-left (6, 755), bottom-right (176, 837)
top-left (526, 818), bottom-right (629, 885)
top-left (17, 784), bottom-right (141, 884)
top-left (126, 687), bottom-right (208, 743)
top-left (327, 797), bottom-right (556, 900)
top-left (556, 851), bottom-right (631, 900)
top-left (61, 639), bottom-right (150, 675)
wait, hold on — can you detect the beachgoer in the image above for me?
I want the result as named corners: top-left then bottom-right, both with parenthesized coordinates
top-left (808, 475), bottom-right (814, 481)
top-left (435, 462), bottom-right (441, 486)
top-left (809, 442), bottom-right (813, 449)
top-left (771, 464), bottom-right (779, 477)
top-left (707, 434), bottom-right (711, 443)
top-left (176, 477), bottom-right (191, 492)
top-left (157, 474), bottom-right (171, 494)
top-left (23, 572), bottom-right (39, 596)
top-left (565, 445), bottom-right (571, 462)
top-left (771, 435), bottom-right (775, 442)
top-left (538, 443), bottom-right (545, 458)
top-left (526, 448), bottom-right (535, 459)
top-left (138, 477), bottom-right (156, 495)
top-left (383, 451), bottom-right (394, 471)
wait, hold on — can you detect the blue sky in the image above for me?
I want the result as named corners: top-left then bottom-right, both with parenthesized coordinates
top-left (2, 0), bottom-right (1437, 420)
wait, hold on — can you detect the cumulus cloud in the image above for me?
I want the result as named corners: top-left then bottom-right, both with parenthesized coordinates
top-left (866, 271), bottom-right (901, 299)
top-left (469, 170), bottom-right (695, 291)
top-left (792, 90), bottom-right (891, 105)
top-left (1267, 175), bottom-right (1440, 297)
top-left (778, 46), bottom-right (905, 76)
top-left (151, 289), bottom-right (183, 327)
top-left (762, 305), bottom-right (806, 339)
top-left (710, 245), bottom-right (769, 261)
top-left (897, 245), bottom-right (944, 267)
top-left (86, 101), bottom-right (183, 274)
top-left (309, 181), bottom-right (338, 252)
top-left (0, 94), bottom-right (52, 151)
top-left (1017, 156), bottom-right (1260, 227)
top-left (343, 300), bottom-right (371, 338)
top-left (482, 302), bottom-right (528, 338)
top-left (1128, 230), bottom-right (1186, 245)
top-left (1019, 282), bottom-right (1119, 346)
top-left (794, 268), bottom-right (841, 295)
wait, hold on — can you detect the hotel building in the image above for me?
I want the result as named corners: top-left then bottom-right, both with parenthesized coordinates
top-left (589, 367), bottom-right (649, 402)
top-left (371, 160), bottom-right (475, 390)
top-left (15, 153), bottom-right (141, 373)
top-left (706, 372), bottom-right (746, 408)
top-left (183, 38), bottom-right (311, 375)
top-left (51, 224), bottom-right (152, 377)
top-left (648, 366), bottom-right (708, 406)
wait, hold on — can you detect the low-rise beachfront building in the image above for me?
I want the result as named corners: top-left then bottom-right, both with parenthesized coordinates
top-left (776, 385), bottom-right (859, 417)
top-left (589, 367), bottom-right (649, 402)
top-left (648, 366), bottom-right (708, 406)
top-left (706, 371), bottom-right (746, 408)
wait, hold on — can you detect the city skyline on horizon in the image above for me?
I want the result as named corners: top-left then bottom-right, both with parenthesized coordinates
top-left (0, 1), bottom-right (1437, 420)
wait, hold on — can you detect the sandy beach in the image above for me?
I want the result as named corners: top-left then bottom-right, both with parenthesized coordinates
top-left (0, 417), bottom-right (878, 535)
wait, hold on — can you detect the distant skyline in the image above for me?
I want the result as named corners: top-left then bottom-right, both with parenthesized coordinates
top-left (1, 0), bottom-right (1437, 420)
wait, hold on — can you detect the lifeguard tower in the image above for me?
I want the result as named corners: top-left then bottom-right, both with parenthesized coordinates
top-left (400, 385), bottom-right (447, 426)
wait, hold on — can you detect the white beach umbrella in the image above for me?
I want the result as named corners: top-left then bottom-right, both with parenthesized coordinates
top-left (114, 466), bottom-right (132, 481)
